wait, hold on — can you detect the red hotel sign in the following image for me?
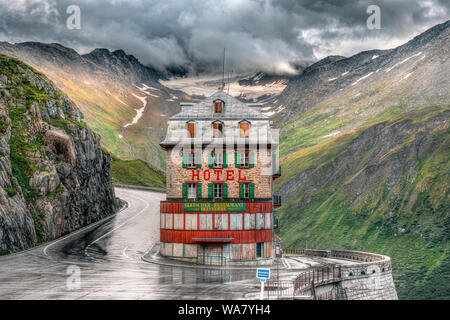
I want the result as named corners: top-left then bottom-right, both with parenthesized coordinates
top-left (191, 169), bottom-right (247, 181)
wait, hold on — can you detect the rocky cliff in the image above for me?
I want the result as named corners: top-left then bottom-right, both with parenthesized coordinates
top-left (0, 54), bottom-right (117, 254)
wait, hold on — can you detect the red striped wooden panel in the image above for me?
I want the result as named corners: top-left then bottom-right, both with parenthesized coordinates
top-left (160, 229), bottom-right (272, 244)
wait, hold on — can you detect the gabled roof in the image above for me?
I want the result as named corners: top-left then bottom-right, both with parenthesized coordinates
top-left (169, 91), bottom-right (268, 120)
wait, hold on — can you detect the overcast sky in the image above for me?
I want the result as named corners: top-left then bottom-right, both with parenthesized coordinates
top-left (0, 0), bottom-right (449, 74)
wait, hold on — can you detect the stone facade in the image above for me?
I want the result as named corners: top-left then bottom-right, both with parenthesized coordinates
top-left (165, 148), bottom-right (273, 199)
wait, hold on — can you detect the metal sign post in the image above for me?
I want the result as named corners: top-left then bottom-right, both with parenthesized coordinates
top-left (256, 268), bottom-right (270, 300)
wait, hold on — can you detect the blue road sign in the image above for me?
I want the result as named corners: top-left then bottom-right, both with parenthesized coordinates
top-left (256, 268), bottom-right (270, 280)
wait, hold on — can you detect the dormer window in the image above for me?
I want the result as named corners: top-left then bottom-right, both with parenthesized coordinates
top-left (187, 120), bottom-right (195, 138)
top-left (239, 120), bottom-right (250, 138)
top-left (214, 100), bottom-right (224, 113)
top-left (212, 120), bottom-right (224, 137)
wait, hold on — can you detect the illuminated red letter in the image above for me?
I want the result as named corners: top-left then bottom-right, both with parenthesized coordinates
top-left (203, 169), bottom-right (210, 180)
top-left (238, 169), bottom-right (247, 181)
top-left (214, 170), bottom-right (222, 180)
top-left (226, 170), bottom-right (234, 181)
top-left (192, 170), bottom-right (200, 180)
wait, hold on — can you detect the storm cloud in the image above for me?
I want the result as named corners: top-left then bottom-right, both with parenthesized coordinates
top-left (0, 0), bottom-right (449, 74)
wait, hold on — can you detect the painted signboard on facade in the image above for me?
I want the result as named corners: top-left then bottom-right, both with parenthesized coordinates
top-left (183, 202), bottom-right (246, 212)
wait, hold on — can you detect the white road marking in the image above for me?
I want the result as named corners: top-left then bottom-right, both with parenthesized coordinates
top-left (84, 192), bottom-right (151, 257)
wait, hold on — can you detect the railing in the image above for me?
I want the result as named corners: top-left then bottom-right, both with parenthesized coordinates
top-left (283, 248), bottom-right (305, 255)
top-left (273, 195), bottom-right (282, 207)
top-left (265, 281), bottom-right (296, 299)
top-left (293, 265), bottom-right (341, 295)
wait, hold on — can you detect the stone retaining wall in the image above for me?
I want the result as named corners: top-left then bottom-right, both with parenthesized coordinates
top-left (288, 249), bottom-right (398, 300)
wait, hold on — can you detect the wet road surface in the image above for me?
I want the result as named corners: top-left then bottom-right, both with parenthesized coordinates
top-left (0, 188), bottom-right (355, 300)
top-left (0, 188), bottom-right (264, 299)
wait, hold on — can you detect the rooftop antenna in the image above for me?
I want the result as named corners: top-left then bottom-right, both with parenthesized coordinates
top-left (227, 69), bottom-right (233, 95)
top-left (220, 48), bottom-right (226, 91)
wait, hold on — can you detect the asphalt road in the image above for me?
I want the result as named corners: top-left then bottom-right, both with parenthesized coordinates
top-left (0, 188), bottom-right (355, 300)
top-left (0, 188), bottom-right (264, 299)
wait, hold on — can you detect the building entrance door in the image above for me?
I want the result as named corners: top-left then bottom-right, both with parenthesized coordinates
top-left (202, 244), bottom-right (223, 265)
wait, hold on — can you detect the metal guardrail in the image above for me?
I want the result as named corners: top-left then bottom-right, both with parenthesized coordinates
top-left (264, 266), bottom-right (342, 300)
top-left (265, 281), bottom-right (295, 299)
top-left (293, 266), bottom-right (341, 294)
top-left (283, 248), bottom-right (305, 255)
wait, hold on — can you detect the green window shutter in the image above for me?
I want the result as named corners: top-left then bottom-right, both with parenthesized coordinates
top-left (223, 183), bottom-right (228, 198)
top-left (223, 152), bottom-right (227, 168)
top-left (235, 151), bottom-right (240, 168)
top-left (240, 183), bottom-right (244, 199)
top-left (249, 183), bottom-right (255, 199)
top-left (182, 183), bottom-right (187, 199)
top-left (182, 152), bottom-right (187, 168)
top-left (197, 152), bottom-right (202, 168)
top-left (208, 152), bottom-right (213, 168)
top-left (208, 183), bottom-right (213, 199)
top-left (249, 151), bottom-right (255, 168)
top-left (197, 183), bottom-right (202, 199)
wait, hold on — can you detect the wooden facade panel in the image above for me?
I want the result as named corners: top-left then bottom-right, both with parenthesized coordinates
top-left (265, 212), bottom-right (271, 229)
top-left (165, 213), bottom-right (173, 229)
top-left (265, 242), bottom-right (272, 258)
top-left (256, 213), bottom-right (264, 230)
top-left (184, 244), bottom-right (197, 257)
top-left (173, 243), bottom-right (183, 257)
top-left (185, 214), bottom-right (197, 230)
top-left (161, 242), bottom-right (173, 256)
top-left (160, 212), bottom-right (165, 229)
top-left (244, 213), bottom-right (255, 230)
top-left (199, 214), bottom-right (213, 230)
top-left (214, 213), bottom-right (228, 230)
top-left (231, 244), bottom-right (242, 260)
top-left (174, 213), bottom-right (184, 230)
top-left (160, 229), bottom-right (272, 244)
top-left (230, 213), bottom-right (242, 230)
top-left (243, 243), bottom-right (255, 260)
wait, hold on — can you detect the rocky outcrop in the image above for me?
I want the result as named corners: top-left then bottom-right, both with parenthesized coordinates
top-left (0, 54), bottom-right (118, 254)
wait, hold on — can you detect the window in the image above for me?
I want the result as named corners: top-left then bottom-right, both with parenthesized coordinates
top-left (214, 100), bottom-right (223, 113)
top-left (240, 121), bottom-right (249, 137)
top-left (187, 183), bottom-right (197, 199)
top-left (256, 242), bottom-right (263, 258)
top-left (240, 182), bottom-right (254, 199)
top-left (187, 152), bottom-right (196, 168)
top-left (187, 121), bottom-right (195, 138)
top-left (240, 152), bottom-right (249, 168)
top-left (242, 183), bottom-right (250, 199)
top-left (213, 183), bottom-right (223, 199)
top-left (212, 121), bottom-right (223, 137)
top-left (213, 152), bottom-right (223, 168)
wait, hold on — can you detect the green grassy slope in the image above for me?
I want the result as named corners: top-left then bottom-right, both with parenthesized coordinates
top-left (110, 158), bottom-right (166, 189)
top-left (275, 105), bottom-right (449, 299)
